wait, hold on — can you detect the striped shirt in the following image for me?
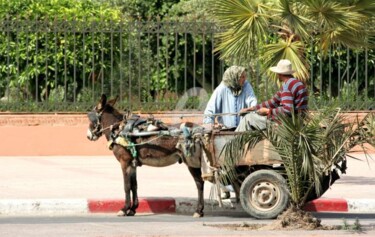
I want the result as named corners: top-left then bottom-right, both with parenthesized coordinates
top-left (255, 78), bottom-right (308, 120)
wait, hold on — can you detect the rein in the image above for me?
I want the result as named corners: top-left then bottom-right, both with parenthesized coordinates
top-left (99, 121), bottom-right (121, 133)
top-left (97, 111), bottom-right (257, 134)
top-left (121, 133), bottom-right (170, 147)
top-left (179, 111), bottom-right (256, 119)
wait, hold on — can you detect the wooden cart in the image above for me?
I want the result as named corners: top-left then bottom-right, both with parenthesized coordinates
top-left (206, 128), bottom-right (340, 219)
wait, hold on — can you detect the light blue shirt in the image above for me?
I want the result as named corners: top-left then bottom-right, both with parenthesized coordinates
top-left (203, 81), bottom-right (257, 127)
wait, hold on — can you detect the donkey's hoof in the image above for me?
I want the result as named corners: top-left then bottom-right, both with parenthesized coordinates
top-left (126, 210), bottom-right (136, 216)
top-left (193, 212), bottom-right (203, 218)
top-left (117, 210), bottom-right (126, 216)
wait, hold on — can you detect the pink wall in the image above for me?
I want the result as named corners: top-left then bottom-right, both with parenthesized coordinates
top-left (0, 112), bottom-right (372, 156)
top-left (0, 113), bottom-right (203, 156)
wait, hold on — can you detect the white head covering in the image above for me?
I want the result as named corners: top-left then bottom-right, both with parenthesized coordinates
top-left (270, 59), bottom-right (295, 75)
top-left (222, 66), bottom-right (246, 96)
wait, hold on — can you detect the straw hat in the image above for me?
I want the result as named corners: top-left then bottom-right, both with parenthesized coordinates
top-left (269, 59), bottom-right (295, 75)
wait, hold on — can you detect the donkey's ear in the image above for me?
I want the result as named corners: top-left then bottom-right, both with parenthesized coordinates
top-left (107, 96), bottom-right (119, 107)
top-left (97, 94), bottom-right (107, 110)
top-left (100, 94), bottom-right (107, 104)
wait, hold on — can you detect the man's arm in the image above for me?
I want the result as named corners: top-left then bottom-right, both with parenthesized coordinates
top-left (255, 92), bottom-right (281, 110)
top-left (203, 88), bottom-right (222, 124)
top-left (240, 92), bottom-right (282, 116)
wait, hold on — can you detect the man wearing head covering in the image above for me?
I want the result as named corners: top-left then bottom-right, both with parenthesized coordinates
top-left (236, 59), bottom-right (308, 132)
top-left (203, 65), bottom-right (257, 129)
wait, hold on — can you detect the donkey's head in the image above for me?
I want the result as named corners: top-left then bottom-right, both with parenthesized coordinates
top-left (86, 94), bottom-right (119, 141)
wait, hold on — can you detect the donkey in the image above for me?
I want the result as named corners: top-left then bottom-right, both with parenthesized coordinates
top-left (86, 94), bottom-right (207, 217)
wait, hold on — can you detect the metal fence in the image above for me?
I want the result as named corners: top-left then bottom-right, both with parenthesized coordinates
top-left (309, 46), bottom-right (375, 110)
top-left (0, 19), bottom-right (374, 112)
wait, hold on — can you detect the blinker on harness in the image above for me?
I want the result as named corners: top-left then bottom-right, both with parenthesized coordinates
top-left (88, 111), bottom-right (102, 135)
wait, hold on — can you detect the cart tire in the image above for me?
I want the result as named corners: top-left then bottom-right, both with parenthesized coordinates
top-left (240, 170), bottom-right (289, 219)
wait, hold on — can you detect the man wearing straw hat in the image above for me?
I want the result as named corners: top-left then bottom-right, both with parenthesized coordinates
top-left (236, 59), bottom-right (308, 132)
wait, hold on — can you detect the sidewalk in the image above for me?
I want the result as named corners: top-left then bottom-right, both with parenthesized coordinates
top-left (0, 153), bottom-right (374, 215)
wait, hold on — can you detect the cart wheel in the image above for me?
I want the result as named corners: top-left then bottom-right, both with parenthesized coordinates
top-left (240, 170), bottom-right (289, 219)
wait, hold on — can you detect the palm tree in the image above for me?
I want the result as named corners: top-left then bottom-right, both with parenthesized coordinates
top-left (210, 0), bottom-right (375, 83)
top-left (209, 0), bottom-right (375, 227)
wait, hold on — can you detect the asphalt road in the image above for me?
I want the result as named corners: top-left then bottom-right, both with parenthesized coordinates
top-left (1, 153), bottom-right (375, 237)
top-left (1, 213), bottom-right (375, 237)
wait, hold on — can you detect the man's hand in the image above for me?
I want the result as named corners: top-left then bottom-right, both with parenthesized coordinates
top-left (257, 107), bottom-right (270, 116)
top-left (239, 106), bottom-right (256, 115)
top-left (213, 123), bottom-right (224, 129)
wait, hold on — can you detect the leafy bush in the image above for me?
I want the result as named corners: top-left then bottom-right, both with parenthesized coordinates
top-left (0, 0), bottom-right (123, 104)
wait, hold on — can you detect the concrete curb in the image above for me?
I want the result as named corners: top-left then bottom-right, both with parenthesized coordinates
top-left (88, 198), bottom-right (176, 214)
top-left (1, 198), bottom-right (375, 216)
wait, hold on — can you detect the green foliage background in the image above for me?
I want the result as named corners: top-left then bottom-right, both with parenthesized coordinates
top-left (0, 0), bottom-right (123, 108)
top-left (0, 0), bottom-right (374, 112)
top-left (0, 0), bottom-right (223, 112)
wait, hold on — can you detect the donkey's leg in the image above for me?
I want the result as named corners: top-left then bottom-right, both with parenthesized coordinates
top-left (231, 179), bottom-right (241, 203)
top-left (187, 166), bottom-right (205, 218)
top-left (117, 163), bottom-right (133, 216)
top-left (128, 167), bottom-right (139, 216)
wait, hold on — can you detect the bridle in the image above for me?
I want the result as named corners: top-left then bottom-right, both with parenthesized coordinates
top-left (88, 106), bottom-right (127, 139)
top-left (88, 108), bottom-right (104, 138)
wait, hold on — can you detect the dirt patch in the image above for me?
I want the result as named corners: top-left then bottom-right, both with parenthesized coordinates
top-left (260, 207), bottom-right (337, 230)
top-left (205, 207), bottom-right (339, 231)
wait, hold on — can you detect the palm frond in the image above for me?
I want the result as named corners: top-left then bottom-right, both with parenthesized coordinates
top-left (304, 0), bottom-right (363, 31)
top-left (319, 28), bottom-right (371, 53)
top-left (261, 40), bottom-right (309, 82)
top-left (220, 129), bottom-right (265, 182)
top-left (212, 0), bottom-right (271, 60)
top-left (275, 0), bottom-right (311, 41)
top-left (275, 112), bottom-right (323, 205)
top-left (363, 113), bottom-right (375, 147)
top-left (214, 30), bottom-right (258, 61)
top-left (302, 0), bottom-right (373, 51)
top-left (351, 0), bottom-right (375, 16)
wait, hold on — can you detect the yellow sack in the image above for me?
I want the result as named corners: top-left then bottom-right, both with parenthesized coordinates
top-left (115, 137), bottom-right (129, 147)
